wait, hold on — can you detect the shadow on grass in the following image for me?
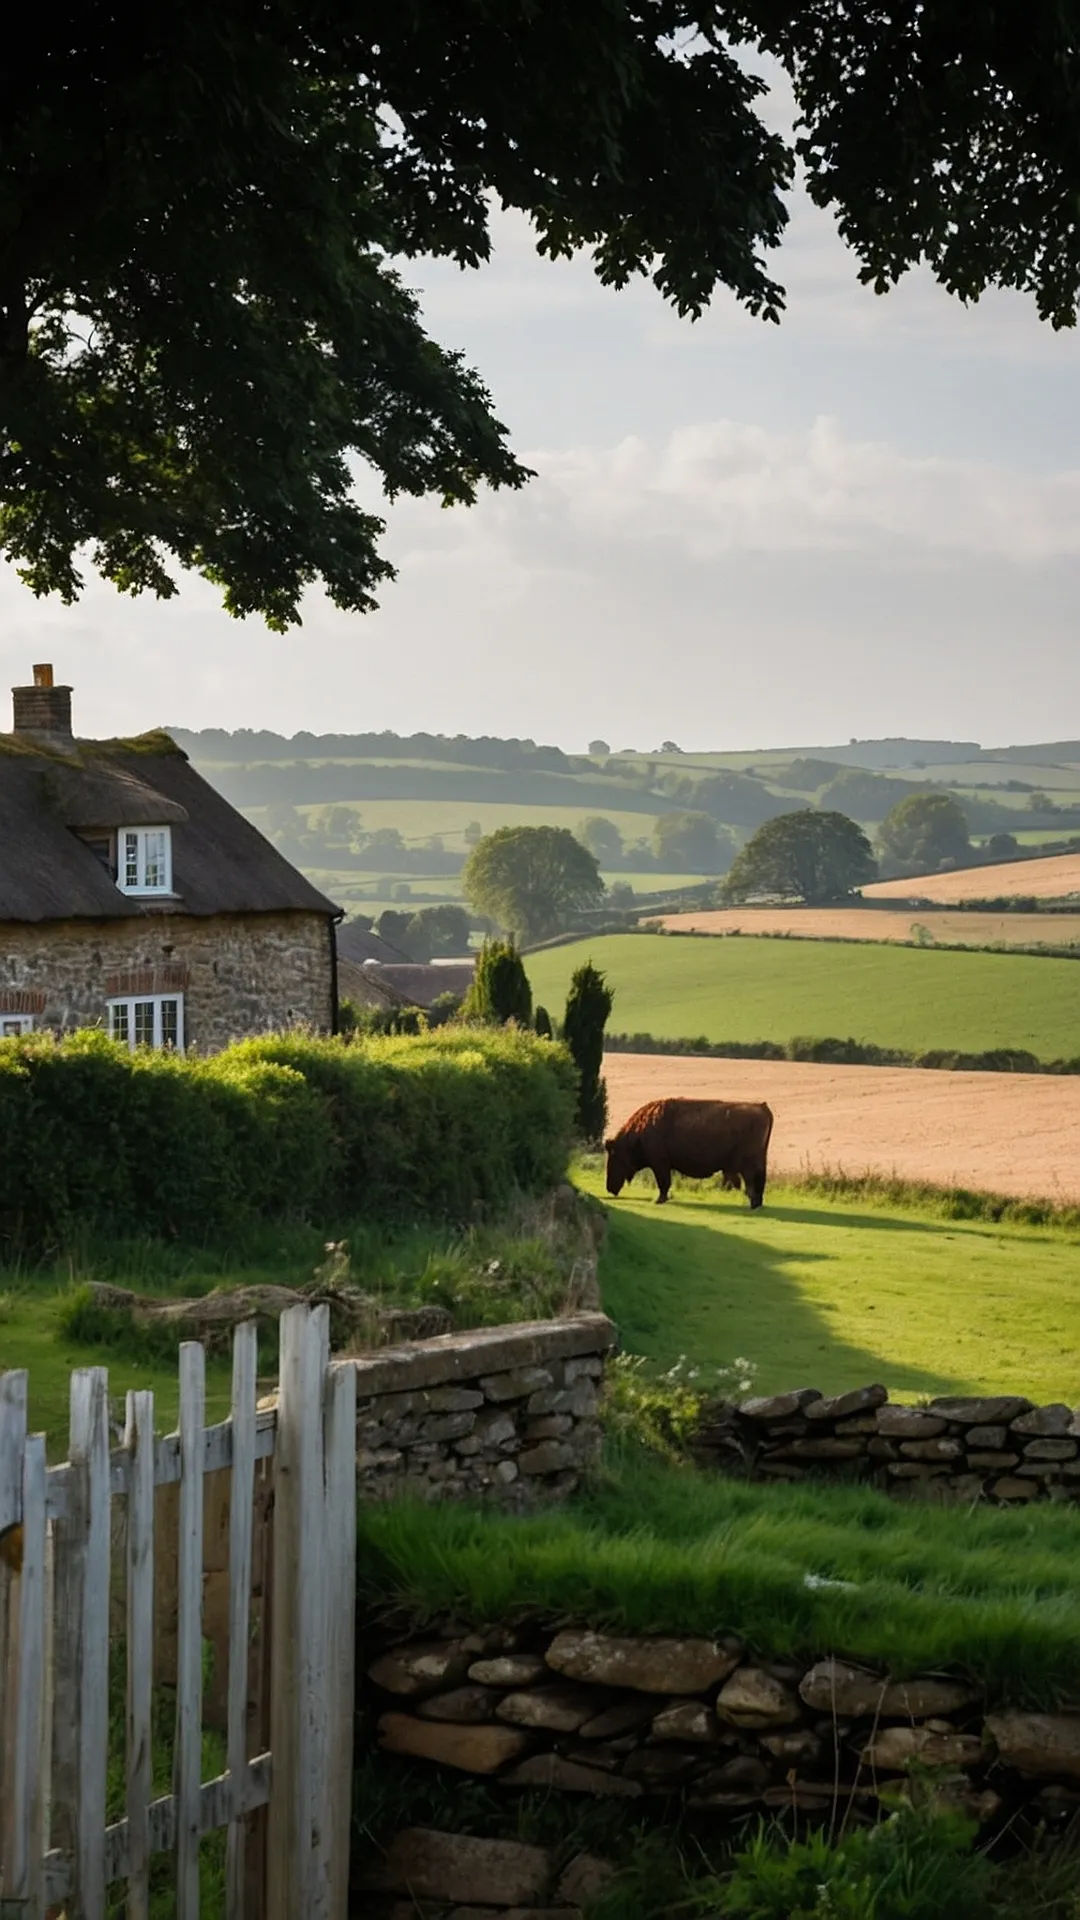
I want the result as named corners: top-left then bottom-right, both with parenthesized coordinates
top-left (597, 1189), bottom-right (958, 1398)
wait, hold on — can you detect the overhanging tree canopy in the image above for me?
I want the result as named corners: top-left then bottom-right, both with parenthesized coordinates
top-left (5, 2), bottom-right (1080, 626)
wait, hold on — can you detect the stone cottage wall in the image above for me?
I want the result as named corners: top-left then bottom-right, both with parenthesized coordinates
top-left (694, 1384), bottom-right (1080, 1505)
top-left (0, 908), bottom-right (333, 1050)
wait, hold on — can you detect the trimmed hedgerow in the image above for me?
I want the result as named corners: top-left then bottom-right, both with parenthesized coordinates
top-left (603, 1030), bottom-right (1080, 1074)
top-left (0, 1026), bottom-right (577, 1257)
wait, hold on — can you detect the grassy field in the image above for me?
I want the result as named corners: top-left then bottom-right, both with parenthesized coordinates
top-left (310, 871), bottom-right (713, 915)
top-left (356, 1444), bottom-right (1080, 1703)
top-left (580, 1163), bottom-right (1080, 1402)
top-left (277, 797), bottom-right (672, 850)
top-left (526, 931), bottom-right (1080, 1055)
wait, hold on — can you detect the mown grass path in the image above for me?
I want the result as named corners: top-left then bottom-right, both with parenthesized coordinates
top-left (579, 1163), bottom-right (1080, 1401)
top-left (527, 932), bottom-right (1080, 1056)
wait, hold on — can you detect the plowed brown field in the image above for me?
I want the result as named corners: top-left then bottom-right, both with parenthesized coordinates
top-left (863, 852), bottom-right (1080, 903)
top-left (602, 1053), bottom-right (1080, 1202)
top-left (654, 906), bottom-right (1080, 946)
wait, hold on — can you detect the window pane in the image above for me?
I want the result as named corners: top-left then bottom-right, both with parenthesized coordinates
top-left (134, 1001), bottom-right (155, 1048)
top-left (110, 1003), bottom-right (129, 1044)
top-left (160, 999), bottom-right (179, 1050)
top-left (2, 1019), bottom-right (23, 1037)
top-left (143, 830), bottom-right (167, 889)
top-left (124, 832), bottom-right (139, 888)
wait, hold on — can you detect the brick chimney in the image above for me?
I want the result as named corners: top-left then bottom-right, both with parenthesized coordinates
top-left (11, 664), bottom-right (74, 746)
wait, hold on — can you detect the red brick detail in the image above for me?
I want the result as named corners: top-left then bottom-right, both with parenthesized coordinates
top-left (0, 989), bottom-right (47, 1014)
top-left (103, 966), bottom-right (190, 998)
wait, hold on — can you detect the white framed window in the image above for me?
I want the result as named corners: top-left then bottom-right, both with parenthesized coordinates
top-left (107, 994), bottom-right (184, 1052)
top-left (117, 826), bottom-right (173, 896)
top-left (0, 1014), bottom-right (34, 1038)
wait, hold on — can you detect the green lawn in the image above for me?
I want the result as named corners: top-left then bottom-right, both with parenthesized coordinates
top-left (356, 1446), bottom-right (1080, 1704)
top-left (0, 1286), bottom-right (235, 1449)
top-left (527, 931), bottom-right (1080, 1056)
top-left (579, 1163), bottom-right (1080, 1401)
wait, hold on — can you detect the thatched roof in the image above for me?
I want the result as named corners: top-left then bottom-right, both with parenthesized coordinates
top-left (0, 733), bottom-right (339, 924)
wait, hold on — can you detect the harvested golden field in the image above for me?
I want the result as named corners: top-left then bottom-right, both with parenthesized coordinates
top-left (863, 852), bottom-right (1080, 903)
top-left (654, 905), bottom-right (1080, 946)
top-left (602, 1052), bottom-right (1080, 1202)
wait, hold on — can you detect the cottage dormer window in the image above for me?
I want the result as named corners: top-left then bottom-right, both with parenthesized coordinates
top-left (118, 826), bottom-right (173, 896)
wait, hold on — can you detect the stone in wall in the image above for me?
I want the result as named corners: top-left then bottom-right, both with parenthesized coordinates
top-left (364, 1619), bottom-right (1080, 1827)
top-left (693, 1381), bottom-right (1080, 1507)
top-left (350, 1314), bottom-right (618, 1509)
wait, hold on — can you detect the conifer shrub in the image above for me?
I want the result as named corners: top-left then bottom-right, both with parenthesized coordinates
top-left (562, 961), bottom-right (614, 1142)
top-left (0, 1025), bottom-right (576, 1257)
top-left (460, 938), bottom-right (533, 1026)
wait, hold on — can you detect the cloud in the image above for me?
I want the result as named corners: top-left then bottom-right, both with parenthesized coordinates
top-left (389, 416), bottom-right (1080, 568)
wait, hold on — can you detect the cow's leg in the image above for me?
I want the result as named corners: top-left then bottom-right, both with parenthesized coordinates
top-left (746, 1166), bottom-right (766, 1210)
top-left (652, 1160), bottom-right (671, 1204)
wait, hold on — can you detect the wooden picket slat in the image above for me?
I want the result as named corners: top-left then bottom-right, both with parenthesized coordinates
top-left (0, 1431), bottom-right (47, 1916)
top-left (125, 1391), bottom-right (155, 1920)
top-left (51, 1369), bottom-right (111, 1920)
top-left (174, 1344), bottom-right (206, 1920)
top-left (322, 1360), bottom-right (357, 1920)
top-left (268, 1304), bottom-right (330, 1920)
top-left (0, 1368), bottom-right (29, 1880)
top-left (225, 1322), bottom-right (257, 1920)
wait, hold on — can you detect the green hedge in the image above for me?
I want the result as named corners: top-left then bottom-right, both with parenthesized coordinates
top-left (603, 1030), bottom-right (1080, 1074)
top-left (0, 1027), bottom-right (577, 1256)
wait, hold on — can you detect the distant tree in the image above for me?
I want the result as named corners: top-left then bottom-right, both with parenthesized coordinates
top-left (686, 773), bottom-right (790, 830)
top-left (986, 832), bottom-right (1020, 861)
top-left (818, 769), bottom-right (921, 822)
top-left (314, 803), bottom-right (356, 840)
top-left (877, 793), bottom-right (972, 874)
top-left (653, 811), bottom-right (733, 873)
top-left (410, 904), bottom-right (471, 957)
top-left (463, 826), bottom-right (604, 944)
top-left (463, 821), bottom-right (484, 848)
top-left (781, 758), bottom-right (843, 793)
top-left (461, 939), bottom-right (532, 1026)
top-left (606, 881), bottom-right (636, 909)
top-left (660, 741), bottom-right (683, 754)
top-left (578, 816), bottom-right (624, 866)
top-left (375, 909), bottom-right (413, 949)
top-left (588, 740), bottom-right (611, 759)
top-left (563, 962), bottom-right (614, 1143)
top-left (1028, 791), bottom-right (1057, 814)
top-left (364, 826), bottom-right (407, 857)
top-left (723, 811), bottom-right (877, 904)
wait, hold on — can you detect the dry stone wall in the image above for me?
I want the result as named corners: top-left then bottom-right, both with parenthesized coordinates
top-left (364, 1622), bottom-right (1080, 1844)
top-left (352, 1314), bottom-right (617, 1505)
top-left (695, 1384), bottom-right (1080, 1504)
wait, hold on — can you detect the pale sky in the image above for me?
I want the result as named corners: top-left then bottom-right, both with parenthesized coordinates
top-left (3, 68), bottom-right (1080, 753)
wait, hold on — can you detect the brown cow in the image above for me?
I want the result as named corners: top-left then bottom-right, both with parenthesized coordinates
top-left (604, 1097), bottom-right (774, 1208)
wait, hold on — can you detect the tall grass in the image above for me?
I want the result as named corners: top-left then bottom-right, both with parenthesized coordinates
top-left (356, 1447), bottom-right (1080, 1706)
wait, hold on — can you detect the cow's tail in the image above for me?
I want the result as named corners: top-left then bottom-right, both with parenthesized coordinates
top-left (761, 1103), bottom-right (774, 1152)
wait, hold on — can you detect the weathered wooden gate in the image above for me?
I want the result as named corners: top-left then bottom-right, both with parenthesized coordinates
top-left (0, 1304), bottom-right (356, 1919)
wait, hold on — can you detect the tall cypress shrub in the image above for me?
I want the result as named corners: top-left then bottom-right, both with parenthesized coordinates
top-left (462, 938), bottom-right (533, 1026)
top-left (563, 962), bottom-right (614, 1142)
